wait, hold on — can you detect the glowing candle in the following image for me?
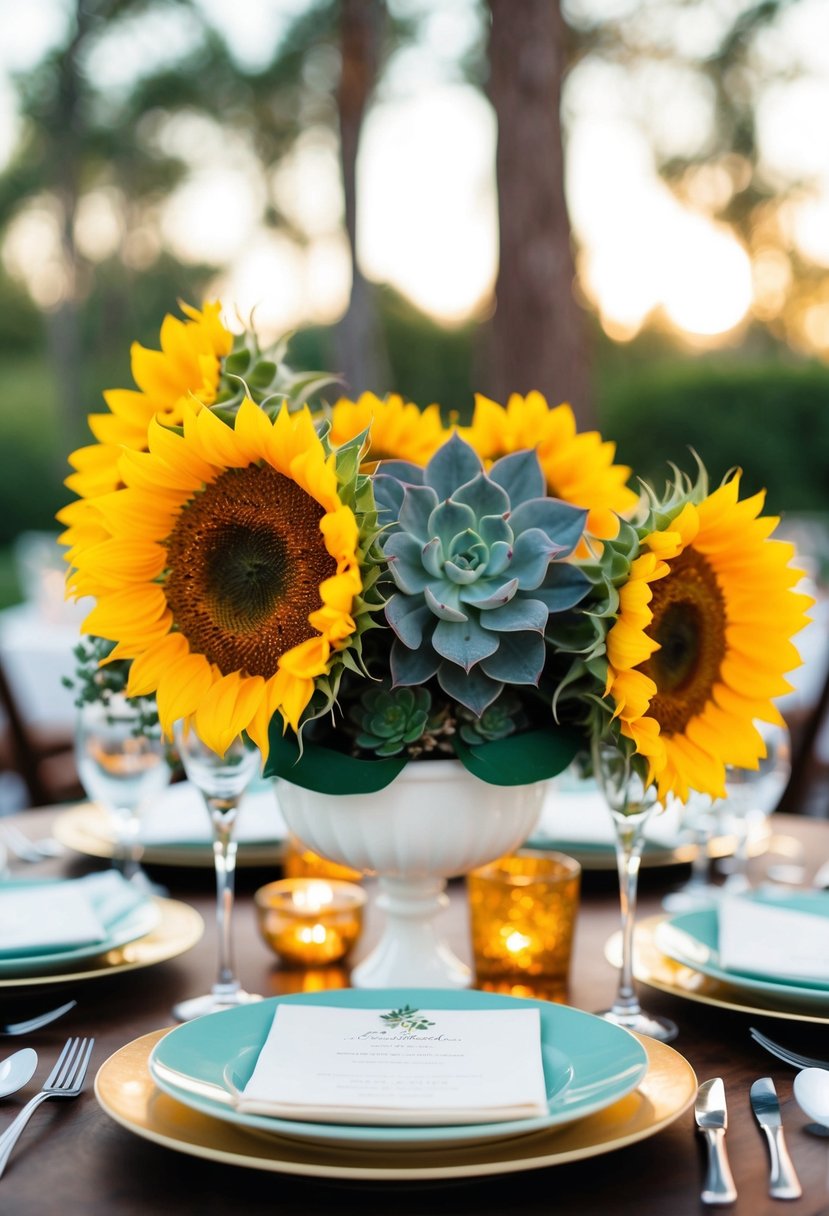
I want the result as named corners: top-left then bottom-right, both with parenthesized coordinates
top-left (467, 851), bottom-right (581, 999)
top-left (255, 878), bottom-right (366, 966)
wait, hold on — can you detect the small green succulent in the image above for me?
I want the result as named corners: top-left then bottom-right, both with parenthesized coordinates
top-left (349, 681), bottom-right (460, 758)
top-left (457, 691), bottom-right (528, 746)
top-left (350, 684), bottom-right (432, 757)
top-left (372, 434), bottom-right (591, 717)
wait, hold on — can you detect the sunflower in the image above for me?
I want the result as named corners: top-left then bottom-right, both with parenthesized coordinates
top-left (328, 391), bottom-right (445, 467)
top-left (58, 302), bottom-right (233, 554)
top-left (66, 398), bottom-right (364, 761)
top-left (603, 473), bottom-right (811, 801)
top-left (466, 392), bottom-right (638, 542)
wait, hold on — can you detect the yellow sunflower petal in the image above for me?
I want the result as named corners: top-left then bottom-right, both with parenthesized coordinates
top-left (127, 634), bottom-right (190, 697)
top-left (605, 475), bottom-right (808, 800)
top-left (156, 653), bottom-right (216, 735)
top-left (193, 673), bottom-right (255, 757)
top-left (65, 392), bottom-right (364, 762)
top-left (272, 667), bottom-right (314, 733)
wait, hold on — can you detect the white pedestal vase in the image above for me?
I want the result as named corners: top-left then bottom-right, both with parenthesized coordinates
top-left (276, 758), bottom-right (546, 989)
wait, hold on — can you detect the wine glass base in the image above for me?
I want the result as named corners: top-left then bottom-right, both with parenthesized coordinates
top-left (172, 989), bottom-right (263, 1023)
top-left (596, 1007), bottom-right (678, 1043)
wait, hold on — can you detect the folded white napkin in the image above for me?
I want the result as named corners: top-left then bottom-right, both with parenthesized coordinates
top-left (534, 785), bottom-right (683, 849)
top-left (718, 895), bottom-right (829, 984)
top-left (236, 1004), bottom-right (549, 1126)
top-left (0, 871), bottom-right (149, 957)
top-left (88, 781), bottom-right (285, 847)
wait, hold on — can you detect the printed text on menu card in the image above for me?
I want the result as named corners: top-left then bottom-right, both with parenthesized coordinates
top-left (238, 1004), bottom-right (549, 1124)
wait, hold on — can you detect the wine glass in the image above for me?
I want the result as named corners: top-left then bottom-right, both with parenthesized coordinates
top-left (592, 736), bottom-right (678, 1042)
top-left (172, 726), bottom-right (262, 1022)
top-left (662, 790), bottom-right (720, 913)
top-left (75, 695), bottom-right (171, 885)
top-left (718, 720), bottom-right (792, 894)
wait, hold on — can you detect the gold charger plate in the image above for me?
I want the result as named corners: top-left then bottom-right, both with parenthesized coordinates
top-left (609, 915), bottom-right (829, 1025)
top-left (0, 898), bottom-right (203, 990)
top-left (54, 805), bottom-right (285, 869)
top-left (94, 1028), bottom-right (696, 1181)
top-left (534, 822), bottom-right (772, 872)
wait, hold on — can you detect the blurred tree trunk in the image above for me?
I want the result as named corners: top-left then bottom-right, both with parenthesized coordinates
top-left (335, 0), bottom-right (390, 395)
top-left (46, 0), bottom-right (90, 453)
top-left (485, 0), bottom-right (593, 426)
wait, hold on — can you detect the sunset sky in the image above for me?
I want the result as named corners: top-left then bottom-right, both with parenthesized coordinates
top-left (1, 0), bottom-right (828, 348)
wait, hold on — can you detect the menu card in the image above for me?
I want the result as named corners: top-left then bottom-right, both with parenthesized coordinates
top-left (237, 1004), bottom-right (548, 1125)
top-left (719, 895), bottom-right (829, 983)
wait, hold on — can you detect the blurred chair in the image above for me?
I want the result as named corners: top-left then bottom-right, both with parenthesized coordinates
top-left (0, 653), bottom-right (81, 808)
top-left (0, 534), bottom-right (88, 807)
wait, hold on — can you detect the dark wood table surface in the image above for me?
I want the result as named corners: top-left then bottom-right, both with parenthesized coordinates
top-left (3, 808), bottom-right (829, 1216)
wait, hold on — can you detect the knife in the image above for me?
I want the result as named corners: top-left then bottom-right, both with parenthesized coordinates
top-left (750, 1077), bottom-right (802, 1200)
top-left (695, 1077), bottom-right (738, 1205)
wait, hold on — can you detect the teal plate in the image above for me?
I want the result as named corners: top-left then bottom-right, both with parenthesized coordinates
top-left (149, 989), bottom-right (649, 1149)
top-left (656, 890), bottom-right (829, 1008)
top-left (0, 878), bottom-right (159, 978)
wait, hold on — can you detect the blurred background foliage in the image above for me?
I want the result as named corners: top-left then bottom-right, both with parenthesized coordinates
top-left (0, 0), bottom-right (828, 601)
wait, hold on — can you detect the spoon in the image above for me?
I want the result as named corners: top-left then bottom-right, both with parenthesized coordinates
top-left (793, 1069), bottom-right (829, 1136)
top-left (0, 1048), bottom-right (38, 1099)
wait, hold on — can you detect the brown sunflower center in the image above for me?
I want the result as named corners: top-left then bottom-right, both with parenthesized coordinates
top-left (640, 546), bottom-right (726, 736)
top-left (165, 464), bottom-right (336, 677)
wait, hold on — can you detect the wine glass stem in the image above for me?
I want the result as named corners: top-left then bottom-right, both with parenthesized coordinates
top-left (115, 809), bottom-right (141, 880)
top-left (688, 824), bottom-right (711, 890)
top-left (612, 812), bottom-right (647, 1018)
top-left (209, 801), bottom-right (239, 994)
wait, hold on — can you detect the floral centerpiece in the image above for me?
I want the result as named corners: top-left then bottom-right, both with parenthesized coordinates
top-left (59, 300), bottom-right (810, 799)
top-left (59, 301), bottom-right (812, 987)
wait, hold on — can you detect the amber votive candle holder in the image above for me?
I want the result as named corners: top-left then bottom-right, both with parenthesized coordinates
top-left (255, 878), bottom-right (366, 967)
top-left (467, 850), bottom-right (581, 994)
top-left (282, 836), bottom-right (363, 883)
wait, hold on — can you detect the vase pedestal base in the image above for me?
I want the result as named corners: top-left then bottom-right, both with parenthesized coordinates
top-left (351, 876), bottom-right (471, 989)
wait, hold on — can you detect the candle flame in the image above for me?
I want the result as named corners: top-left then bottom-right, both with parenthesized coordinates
top-left (504, 930), bottom-right (532, 954)
top-left (291, 880), bottom-right (335, 911)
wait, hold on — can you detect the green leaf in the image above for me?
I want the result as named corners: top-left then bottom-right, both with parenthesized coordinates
top-left (224, 349), bottom-right (251, 376)
top-left (288, 372), bottom-right (341, 408)
top-left (264, 728), bottom-right (409, 793)
top-left (265, 724), bottom-right (582, 792)
top-left (248, 359), bottom-right (277, 388)
top-left (452, 727), bottom-right (581, 785)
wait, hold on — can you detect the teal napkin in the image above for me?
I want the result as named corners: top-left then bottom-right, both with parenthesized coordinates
top-left (0, 871), bottom-right (149, 958)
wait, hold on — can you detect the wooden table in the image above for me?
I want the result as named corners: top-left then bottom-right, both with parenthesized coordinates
top-left (3, 808), bottom-right (829, 1215)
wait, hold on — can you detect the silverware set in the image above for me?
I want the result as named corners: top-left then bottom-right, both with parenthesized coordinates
top-left (0, 1037), bottom-right (94, 1179)
top-left (696, 1074), bottom-right (802, 1205)
top-left (0, 1001), bottom-right (93, 1179)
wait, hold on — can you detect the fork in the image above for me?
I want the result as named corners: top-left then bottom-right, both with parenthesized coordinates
top-left (0, 1001), bottom-right (77, 1037)
top-left (0, 1036), bottom-right (94, 1178)
top-left (750, 1027), bottom-right (829, 1071)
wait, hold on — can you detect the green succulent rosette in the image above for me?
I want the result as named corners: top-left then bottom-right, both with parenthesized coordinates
top-left (373, 433), bottom-right (591, 716)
